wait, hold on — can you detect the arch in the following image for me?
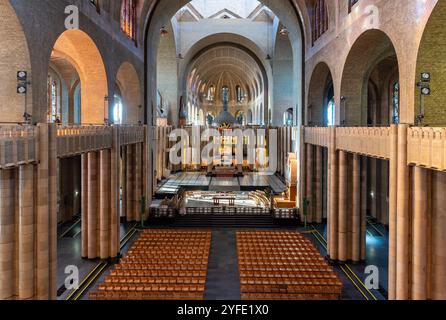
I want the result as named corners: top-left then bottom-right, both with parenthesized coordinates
top-left (157, 22), bottom-right (178, 125)
top-left (247, 109), bottom-right (253, 125)
top-left (143, 0), bottom-right (304, 129)
top-left (116, 62), bottom-right (142, 124)
top-left (50, 29), bottom-right (108, 124)
top-left (415, 1), bottom-right (446, 126)
top-left (307, 61), bottom-right (334, 126)
top-left (340, 29), bottom-right (399, 126)
top-left (273, 25), bottom-right (294, 126)
top-left (283, 108), bottom-right (293, 126)
top-left (0, 1), bottom-right (32, 123)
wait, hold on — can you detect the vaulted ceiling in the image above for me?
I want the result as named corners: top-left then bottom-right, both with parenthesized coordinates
top-left (187, 45), bottom-right (264, 103)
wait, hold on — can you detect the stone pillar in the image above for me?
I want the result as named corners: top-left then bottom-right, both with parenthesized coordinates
top-left (380, 161), bottom-right (389, 225)
top-left (338, 151), bottom-right (348, 262)
top-left (328, 126), bottom-right (338, 260)
top-left (352, 154), bottom-right (361, 262)
top-left (396, 124), bottom-right (410, 300)
top-left (18, 165), bottom-right (35, 300)
top-left (99, 150), bottom-right (111, 259)
top-left (36, 123), bottom-right (57, 300)
top-left (315, 146), bottom-right (323, 223)
top-left (134, 143), bottom-right (142, 222)
top-left (306, 144), bottom-right (314, 223)
top-left (412, 166), bottom-right (429, 300)
top-left (49, 125), bottom-right (58, 299)
top-left (126, 146), bottom-right (134, 221)
top-left (360, 157), bottom-right (367, 261)
top-left (88, 152), bottom-right (99, 259)
top-left (81, 154), bottom-right (89, 258)
top-left (388, 124), bottom-right (398, 300)
top-left (0, 169), bottom-right (15, 300)
top-left (432, 171), bottom-right (446, 299)
top-left (121, 145), bottom-right (127, 218)
top-left (110, 127), bottom-right (120, 257)
top-left (370, 159), bottom-right (378, 220)
top-left (299, 129), bottom-right (306, 221)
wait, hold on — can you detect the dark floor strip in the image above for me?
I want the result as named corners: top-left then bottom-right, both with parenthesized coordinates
top-left (205, 230), bottom-right (241, 300)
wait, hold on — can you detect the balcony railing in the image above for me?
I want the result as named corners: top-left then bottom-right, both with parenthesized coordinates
top-left (0, 125), bottom-right (37, 168)
top-left (407, 127), bottom-right (446, 171)
top-left (304, 127), bottom-right (329, 147)
top-left (57, 125), bottom-right (113, 158)
top-left (119, 125), bottom-right (145, 146)
top-left (336, 127), bottom-right (390, 159)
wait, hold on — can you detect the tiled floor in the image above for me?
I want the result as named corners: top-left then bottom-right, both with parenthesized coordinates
top-left (205, 230), bottom-right (241, 300)
top-left (56, 220), bottom-right (137, 300)
top-left (309, 219), bottom-right (389, 300)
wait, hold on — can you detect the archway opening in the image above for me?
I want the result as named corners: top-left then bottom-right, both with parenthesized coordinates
top-left (185, 44), bottom-right (266, 127)
top-left (50, 29), bottom-right (108, 124)
top-left (340, 30), bottom-right (399, 126)
top-left (116, 62), bottom-right (142, 125)
top-left (307, 62), bottom-right (334, 126)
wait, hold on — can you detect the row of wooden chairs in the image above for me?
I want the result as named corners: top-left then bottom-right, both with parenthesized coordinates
top-left (90, 230), bottom-right (211, 301)
top-left (239, 266), bottom-right (332, 272)
top-left (122, 255), bottom-right (207, 268)
top-left (242, 293), bottom-right (340, 300)
top-left (109, 270), bottom-right (207, 278)
top-left (90, 291), bottom-right (204, 301)
top-left (237, 231), bottom-right (342, 301)
top-left (114, 264), bottom-right (207, 271)
top-left (240, 270), bottom-right (336, 278)
top-left (105, 276), bottom-right (206, 285)
top-left (97, 283), bottom-right (206, 293)
top-left (241, 283), bottom-right (342, 294)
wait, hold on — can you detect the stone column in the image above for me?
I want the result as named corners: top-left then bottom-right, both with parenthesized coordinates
top-left (360, 157), bottom-right (367, 261)
top-left (134, 143), bottom-right (142, 222)
top-left (121, 145), bottom-right (127, 218)
top-left (370, 158), bottom-right (378, 220)
top-left (412, 166), bottom-right (428, 300)
top-left (18, 165), bottom-right (35, 300)
top-left (388, 124), bottom-right (398, 300)
top-left (306, 144), bottom-right (314, 223)
top-left (396, 124), bottom-right (409, 300)
top-left (126, 146), bottom-right (134, 221)
top-left (328, 126), bottom-right (338, 260)
top-left (81, 154), bottom-right (89, 258)
top-left (88, 152), bottom-right (99, 259)
top-left (110, 127), bottom-right (120, 257)
top-left (99, 150), bottom-right (111, 259)
top-left (338, 151), bottom-right (348, 262)
top-left (49, 125), bottom-right (58, 299)
top-left (0, 169), bottom-right (15, 300)
top-left (36, 124), bottom-right (49, 299)
top-left (432, 171), bottom-right (446, 299)
top-left (315, 146), bottom-right (323, 223)
top-left (300, 129), bottom-right (306, 221)
top-left (352, 154), bottom-right (361, 262)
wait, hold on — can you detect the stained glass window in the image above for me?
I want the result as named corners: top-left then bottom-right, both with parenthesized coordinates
top-left (311, 0), bottom-right (328, 44)
top-left (392, 82), bottom-right (400, 124)
top-left (121, 0), bottom-right (137, 42)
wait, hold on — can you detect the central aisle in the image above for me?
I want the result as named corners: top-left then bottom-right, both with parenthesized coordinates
top-left (205, 230), bottom-right (241, 300)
